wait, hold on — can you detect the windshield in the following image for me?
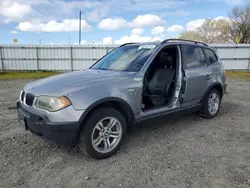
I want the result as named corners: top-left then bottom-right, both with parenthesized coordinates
top-left (91, 45), bottom-right (156, 72)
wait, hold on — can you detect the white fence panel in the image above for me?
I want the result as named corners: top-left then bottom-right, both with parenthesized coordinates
top-left (220, 59), bottom-right (249, 70)
top-left (73, 60), bottom-right (96, 70)
top-left (217, 48), bottom-right (249, 59)
top-left (39, 47), bottom-right (70, 58)
top-left (2, 45), bottom-right (37, 70)
top-left (212, 44), bottom-right (250, 70)
top-left (38, 46), bottom-right (71, 70)
top-left (3, 60), bottom-right (37, 70)
top-left (0, 44), bottom-right (249, 71)
top-left (39, 60), bottom-right (71, 70)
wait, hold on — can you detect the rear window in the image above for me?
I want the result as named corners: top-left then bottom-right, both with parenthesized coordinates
top-left (204, 48), bottom-right (218, 64)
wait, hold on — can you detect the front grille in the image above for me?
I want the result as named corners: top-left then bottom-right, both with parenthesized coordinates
top-left (25, 93), bottom-right (35, 106)
top-left (21, 91), bottom-right (25, 102)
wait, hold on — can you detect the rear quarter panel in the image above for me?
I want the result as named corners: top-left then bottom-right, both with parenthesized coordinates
top-left (204, 60), bottom-right (226, 99)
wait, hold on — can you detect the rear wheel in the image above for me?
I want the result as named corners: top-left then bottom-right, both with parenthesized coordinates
top-left (78, 107), bottom-right (127, 159)
top-left (199, 88), bottom-right (221, 118)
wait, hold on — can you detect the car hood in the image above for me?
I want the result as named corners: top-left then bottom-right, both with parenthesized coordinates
top-left (24, 69), bottom-right (135, 96)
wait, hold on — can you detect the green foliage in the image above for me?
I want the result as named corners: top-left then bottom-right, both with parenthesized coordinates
top-left (199, 18), bottom-right (232, 43)
top-left (0, 71), bottom-right (60, 80)
top-left (229, 4), bottom-right (250, 43)
top-left (225, 71), bottom-right (250, 80)
top-left (179, 31), bottom-right (205, 42)
top-left (179, 19), bottom-right (231, 43)
top-left (179, 4), bottom-right (250, 44)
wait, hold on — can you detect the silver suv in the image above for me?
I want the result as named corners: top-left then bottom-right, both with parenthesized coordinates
top-left (17, 39), bottom-right (227, 159)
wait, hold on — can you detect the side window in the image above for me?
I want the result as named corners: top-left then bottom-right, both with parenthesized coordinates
top-left (181, 45), bottom-right (207, 69)
top-left (204, 48), bottom-right (218, 64)
top-left (199, 48), bottom-right (206, 65)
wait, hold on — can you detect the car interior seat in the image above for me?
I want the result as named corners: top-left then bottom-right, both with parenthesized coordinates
top-left (147, 52), bottom-right (176, 107)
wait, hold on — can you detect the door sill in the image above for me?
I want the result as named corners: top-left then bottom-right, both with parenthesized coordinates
top-left (142, 97), bottom-right (175, 113)
top-left (135, 104), bottom-right (202, 123)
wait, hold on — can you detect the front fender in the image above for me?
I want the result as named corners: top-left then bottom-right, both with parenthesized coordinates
top-left (67, 78), bottom-right (142, 114)
top-left (78, 97), bottom-right (135, 124)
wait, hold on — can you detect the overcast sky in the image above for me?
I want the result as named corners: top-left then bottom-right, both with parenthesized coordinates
top-left (0, 0), bottom-right (247, 44)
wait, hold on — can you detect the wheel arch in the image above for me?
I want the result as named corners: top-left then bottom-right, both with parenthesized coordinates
top-left (78, 97), bottom-right (135, 134)
top-left (201, 82), bottom-right (223, 104)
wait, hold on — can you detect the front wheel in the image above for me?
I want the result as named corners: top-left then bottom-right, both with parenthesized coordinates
top-left (78, 107), bottom-right (127, 159)
top-left (199, 88), bottom-right (221, 118)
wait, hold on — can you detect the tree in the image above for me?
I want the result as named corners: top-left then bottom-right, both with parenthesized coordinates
top-left (179, 31), bottom-right (205, 42)
top-left (198, 19), bottom-right (232, 43)
top-left (179, 19), bottom-right (232, 43)
top-left (179, 3), bottom-right (250, 43)
top-left (229, 4), bottom-right (250, 43)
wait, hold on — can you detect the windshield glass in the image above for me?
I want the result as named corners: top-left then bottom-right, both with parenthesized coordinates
top-left (91, 45), bottom-right (156, 72)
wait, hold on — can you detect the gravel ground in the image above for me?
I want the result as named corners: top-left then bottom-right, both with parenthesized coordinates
top-left (0, 78), bottom-right (250, 188)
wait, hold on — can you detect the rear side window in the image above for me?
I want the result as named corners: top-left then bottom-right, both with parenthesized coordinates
top-left (181, 45), bottom-right (207, 69)
top-left (204, 48), bottom-right (218, 64)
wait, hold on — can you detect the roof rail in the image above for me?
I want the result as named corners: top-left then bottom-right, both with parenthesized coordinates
top-left (119, 43), bottom-right (137, 47)
top-left (161, 38), bottom-right (209, 47)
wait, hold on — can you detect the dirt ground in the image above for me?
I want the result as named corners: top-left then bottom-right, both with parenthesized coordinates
top-left (0, 78), bottom-right (250, 188)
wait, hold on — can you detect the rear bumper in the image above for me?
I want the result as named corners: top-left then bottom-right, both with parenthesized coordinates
top-left (17, 101), bottom-right (80, 147)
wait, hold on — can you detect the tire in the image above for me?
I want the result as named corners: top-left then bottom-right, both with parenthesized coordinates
top-left (199, 88), bottom-right (221, 119)
top-left (78, 107), bottom-right (127, 159)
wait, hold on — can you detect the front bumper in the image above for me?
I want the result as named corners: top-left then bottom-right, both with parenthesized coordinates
top-left (17, 101), bottom-right (80, 147)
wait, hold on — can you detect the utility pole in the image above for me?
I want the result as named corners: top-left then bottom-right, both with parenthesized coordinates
top-left (79, 10), bottom-right (81, 45)
top-left (68, 36), bottom-right (71, 45)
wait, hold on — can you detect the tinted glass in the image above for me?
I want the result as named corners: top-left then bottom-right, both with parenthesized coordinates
top-left (91, 45), bottom-right (155, 72)
top-left (182, 45), bottom-right (207, 69)
top-left (199, 48), bottom-right (206, 64)
top-left (204, 48), bottom-right (218, 64)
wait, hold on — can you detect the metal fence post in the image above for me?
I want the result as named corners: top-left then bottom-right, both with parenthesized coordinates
top-left (70, 46), bottom-right (73, 71)
top-left (0, 46), bottom-right (4, 71)
top-left (36, 47), bottom-right (39, 71)
top-left (248, 50), bottom-right (250, 72)
top-left (106, 46), bottom-right (109, 54)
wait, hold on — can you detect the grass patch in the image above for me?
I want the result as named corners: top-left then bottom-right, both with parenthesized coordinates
top-left (0, 71), bottom-right (60, 80)
top-left (1, 70), bottom-right (250, 80)
top-left (225, 71), bottom-right (250, 80)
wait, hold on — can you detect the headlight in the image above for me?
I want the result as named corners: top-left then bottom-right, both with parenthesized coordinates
top-left (35, 96), bottom-right (71, 112)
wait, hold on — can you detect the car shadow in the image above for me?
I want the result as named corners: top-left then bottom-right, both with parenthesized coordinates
top-left (121, 100), bottom-right (236, 153)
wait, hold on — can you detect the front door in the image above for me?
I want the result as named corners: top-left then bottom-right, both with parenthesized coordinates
top-left (181, 45), bottom-right (210, 107)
